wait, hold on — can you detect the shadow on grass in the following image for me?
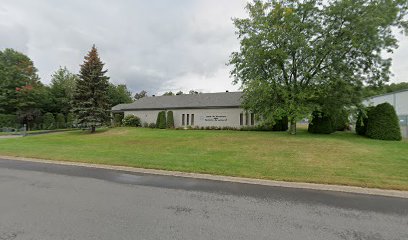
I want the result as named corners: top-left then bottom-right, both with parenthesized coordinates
top-left (67, 128), bottom-right (111, 135)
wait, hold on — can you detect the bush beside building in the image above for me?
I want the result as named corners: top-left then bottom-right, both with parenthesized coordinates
top-left (156, 111), bottom-right (167, 129)
top-left (166, 111), bottom-right (174, 129)
top-left (122, 115), bottom-right (141, 127)
top-left (366, 103), bottom-right (402, 140)
top-left (308, 111), bottom-right (336, 134)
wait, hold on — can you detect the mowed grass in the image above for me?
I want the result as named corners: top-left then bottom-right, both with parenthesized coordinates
top-left (0, 127), bottom-right (407, 190)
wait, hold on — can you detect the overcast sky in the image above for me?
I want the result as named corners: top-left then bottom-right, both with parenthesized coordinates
top-left (1, 0), bottom-right (407, 96)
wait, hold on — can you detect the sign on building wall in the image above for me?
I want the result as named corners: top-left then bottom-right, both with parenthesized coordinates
top-left (201, 115), bottom-right (228, 122)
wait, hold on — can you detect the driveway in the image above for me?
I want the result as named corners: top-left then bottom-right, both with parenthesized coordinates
top-left (0, 158), bottom-right (407, 240)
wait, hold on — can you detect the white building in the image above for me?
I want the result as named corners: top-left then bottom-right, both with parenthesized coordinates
top-left (365, 89), bottom-right (408, 138)
top-left (112, 92), bottom-right (256, 128)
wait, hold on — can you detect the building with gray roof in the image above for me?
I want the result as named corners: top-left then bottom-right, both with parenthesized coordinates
top-left (112, 92), bottom-right (256, 128)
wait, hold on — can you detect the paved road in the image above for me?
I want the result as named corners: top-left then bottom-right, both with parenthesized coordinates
top-left (0, 158), bottom-right (407, 240)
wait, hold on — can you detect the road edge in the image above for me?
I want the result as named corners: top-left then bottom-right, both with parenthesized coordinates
top-left (1, 155), bottom-right (408, 199)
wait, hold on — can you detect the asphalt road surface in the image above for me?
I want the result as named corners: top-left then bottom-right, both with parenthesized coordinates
top-left (0, 158), bottom-right (407, 240)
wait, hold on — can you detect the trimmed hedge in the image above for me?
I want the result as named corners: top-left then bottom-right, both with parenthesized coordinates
top-left (366, 103), bottom-right (401, 141)
top-left (43, 113), bottom-right (55, 130)
top-left (0, 114), bottom-right (17, 128)
top-left (308, 111), bottom-right (335, 134)
top-left (122, 115), bottom-right (141, 127)
top-left (156, 111), bottom-right (167, 129)
top-left (166, 111), bottom-right (174, 128)
top-left (272, 116), bottom-right (289, 131)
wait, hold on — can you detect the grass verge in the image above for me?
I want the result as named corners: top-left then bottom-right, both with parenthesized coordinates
top-left (0, 127), bottom-right (407, 190)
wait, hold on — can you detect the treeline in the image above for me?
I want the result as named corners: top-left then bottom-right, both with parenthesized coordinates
top-left (363, 82), bottom-right (408, 98)
top-left (0, 48), bottom-right (132, 130)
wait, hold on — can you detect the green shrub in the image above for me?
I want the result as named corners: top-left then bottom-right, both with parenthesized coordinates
top-left (148, 123), bottom-right (156, 128)
top-left (155, 112), bottom-right (160, 127)
top-left (0, 114), bottom-right (17, 128)
top-left (355, 108), bottom-right (371, 136)
top-left (66, 113), bottom-right (75, 128)
top-left (333, 110), bottom-right (350, 131)
top-left (113, 113), bottom-right (124, 127)
top-left (272, 116), bottom-right (289, 131)
top-left (43, 112), bottom-right (55, 130)
top-left (166, 111), bottom-right (174, 128)
top-left (366, 103), bottom-right (401, 140)
top-left (240, 126), bottom-right (256, 131)
top-left (308, 111), bottom-right (335, 134)
top-left (122, 115), bottom-right (141, 127)
top-left (221, 126), bottom-right (236, 130)
top-left (156, 111), bottom-right (166, 129)
top-left (142, 122), bottom-right (148, 128)
top-left (55, 113), bottom-right (66, 129)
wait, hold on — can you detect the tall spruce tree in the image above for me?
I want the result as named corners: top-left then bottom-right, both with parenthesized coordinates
top-left (73, 45), bottom-right (110, 133)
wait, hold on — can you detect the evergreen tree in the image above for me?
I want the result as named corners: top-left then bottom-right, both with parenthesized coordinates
top-left (156, 111), bottom-right (166, 129)
top-left (43, 112), bottom-right (55, 130)
top-left (50, 67), bottom-right (78, 115)
top-left (366, 103), bottom-right (402, 141)
top-left (55, 113), bottom-right (66, 129)
top-left (73, 45), bottom-right (110, 133)
top-left (66, 112), bottom-right (75, 128)
top-left (166, 111), bottom-right (174, 128)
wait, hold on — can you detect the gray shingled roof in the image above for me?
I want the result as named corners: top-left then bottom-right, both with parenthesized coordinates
top-left (112, 92), bottom-right (243, 111)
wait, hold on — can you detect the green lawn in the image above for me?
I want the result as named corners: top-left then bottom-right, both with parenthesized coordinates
top-left (0, 127), bottom-right (407, 190)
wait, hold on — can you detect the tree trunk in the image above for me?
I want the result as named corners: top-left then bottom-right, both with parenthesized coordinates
top-left (91, 125), bottom-right (96, 133)
top-left (289, 118), bottom-right (296, 135)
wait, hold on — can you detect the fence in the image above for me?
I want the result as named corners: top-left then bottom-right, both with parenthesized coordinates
top-left (1, 125), bottom-right (27, 136)
top-left (0, 123), bottom-right (80, 136)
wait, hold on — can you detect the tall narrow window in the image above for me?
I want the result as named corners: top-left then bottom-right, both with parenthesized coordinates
top-left (251, 113), bottom-right (255, 126)
top-left (191, 114), bottom-right (194, 126)
top-left (245, 112), bottom-right (249, 125)
top-left (187, 114), bottom-right (190, 125)
top-left (240, 113), bottom-right (243, 126)
top-left (182, 114), bottom-right (185, 126)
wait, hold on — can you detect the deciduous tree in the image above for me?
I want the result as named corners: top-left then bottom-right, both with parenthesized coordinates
top-left (229, 0), bottom-right (408, 134)
top-left (107, 83), bottom-right (133, 107)
top-left (134, 90), bottom-right (147, 100)
top-left (0, 48), bottom-right (42, 114)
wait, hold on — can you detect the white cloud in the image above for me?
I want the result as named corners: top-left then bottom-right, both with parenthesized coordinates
top-left (1, 0), bottom-right (407, 96)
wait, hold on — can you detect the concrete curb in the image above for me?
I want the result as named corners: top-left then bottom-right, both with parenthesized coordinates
top-left (1, 155), bottom-right (408, 199)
